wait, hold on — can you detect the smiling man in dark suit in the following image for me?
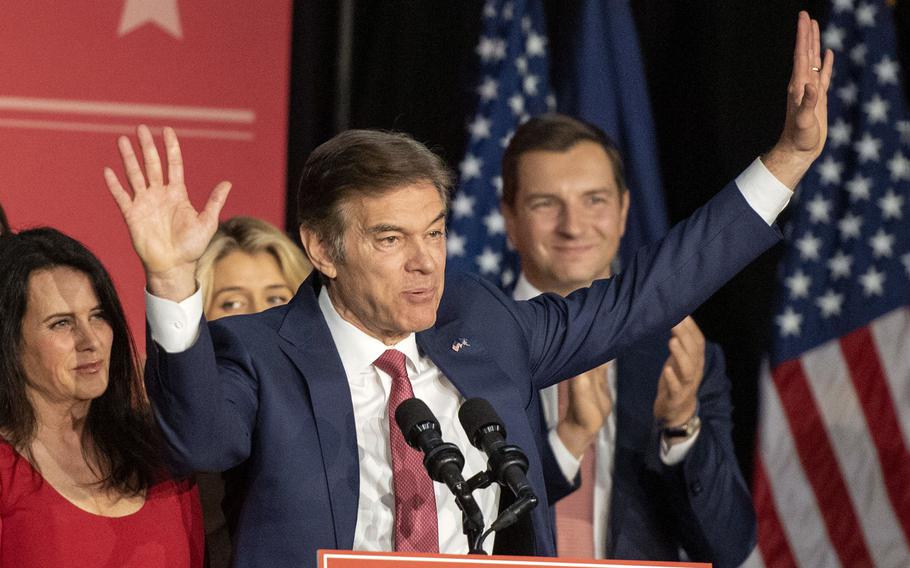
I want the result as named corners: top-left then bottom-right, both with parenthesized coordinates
top-left (104, 13), bottom-right (830, 568)
top-left (502, 113), bottom-right (755, 567)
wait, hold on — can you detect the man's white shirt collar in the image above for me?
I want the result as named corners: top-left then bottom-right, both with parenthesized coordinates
top-left (318, 286), bottom-right (422, 384)
top-left (512, 272), bottom-right (543, 302)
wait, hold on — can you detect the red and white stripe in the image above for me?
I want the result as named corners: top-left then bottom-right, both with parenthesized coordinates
top-left (748, 306), bottom-right (910, 567)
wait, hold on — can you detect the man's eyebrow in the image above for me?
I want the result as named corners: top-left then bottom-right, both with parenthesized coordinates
top-left (427, 211), bottom-right (446, 226)
top-left (367, 223), bottom-right (403, 234)
top-left (367, 211), bottom-right (446, 234)
top-left (522, 187), bottom-right (613, 201)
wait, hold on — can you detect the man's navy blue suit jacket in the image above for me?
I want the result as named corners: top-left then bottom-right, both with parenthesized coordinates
top-left (539, 334), bottom-right (757, 567)
top-left (145, 182), bottom-right (777, 568)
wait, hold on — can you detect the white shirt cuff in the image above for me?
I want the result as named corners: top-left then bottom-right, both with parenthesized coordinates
top-left (735, 157), bottom-right (793, 225)
top-left (145, 287), bottom-right (204, 353)
top-left (660, 428), bottom-right (700, 465)
top-left (548, 428), bottom-right (582, 482)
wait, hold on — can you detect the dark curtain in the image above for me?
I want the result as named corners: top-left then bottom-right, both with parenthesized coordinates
top-left (287, 0), bottom-right (910, 480)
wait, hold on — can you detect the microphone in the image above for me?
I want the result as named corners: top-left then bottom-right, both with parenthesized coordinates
top-left (395, 398), bottom-right (485, 534)
top-left (458, 398), bottom-right (536, 501)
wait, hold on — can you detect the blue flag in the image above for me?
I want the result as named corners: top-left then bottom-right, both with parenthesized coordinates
top-left (551, 0), bottom-right (668, 268)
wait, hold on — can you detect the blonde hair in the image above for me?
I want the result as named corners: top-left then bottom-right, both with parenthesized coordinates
top-left (197, 217), bottom-right (311, 315)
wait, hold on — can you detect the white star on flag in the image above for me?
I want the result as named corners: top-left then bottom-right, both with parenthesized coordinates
top-left (477, 77), bottom-right (499, 102)
top-left (823, 24), bottom-right (846, 50)
top-left (817, 155), bottom-right (844, 185)
top-left (526, 31), bottom-right (547, 56)
top-left (523, 75), bottom-right (540, 96)
top-left (475, 247), bottom-right (502, 274)
top-left (855, 2), bottom-right (877, 26)
top-left (859, 265), bottom-right (886, 296)
top-left (508, 94), bottom-right (525, 116)
top-left (846, 173), bottom-right (872, 201)
top-left (874, 55), bottom-right (900, 85)
top-left (460, 154), bottom-right (483, 180)
top-left (447, 231), bottom-right (467, 257)
top-left (838, 212), bottom-right (863, 239)
top-left (521, 16), bottom-right (532, 33)
top-left (869, 228), bottom-right (895, 258)
top-left (837, 83), bottom-right (859, 106)
top-left (878, 188), bottom-right (904, 219)
top-left (795, 232), bottom-right (822, 261)
top-left (476, 37), bottom-right (506, 63)
top-left (807, 194), bottom-right (832, 223)
top-left (864, 94), bottom-right (890, 124)
top-left (854, 132), bottom-right (883, 162)
top-left (515, 56), bottom-right (528, 75)
top-left (776, 307), bottom-right (803, 337)
top-left (850, 43), bottom-right (868, 66)
top-left (469, 116), bottom-right (492, 140)
top-left (483, 210), bottom-right (505, 235)
top-left (897, 120), bottom-right (910, 144)
top-left (816, 289), bottom-right (844, 318)
top-left (492, 176), bottom-right (503, 196)
top-left (451, 193), bottom-right (476, 219)
top-left (119, 0), bottom-right (182, 39)
top-left (833, 0), bottom-right (854, 12)
top-left (828, 250), bottom-right (853, 279)
top-left (785, 269), bottom-right (812, 299)
top-left (829, 118), bottom-right (852, 146)
top-left (887, 150), bottom-right (910, 181)
top-left (903, 253), bottom-right (910, 277)
top-left (502, 1), bottom-right (514, 20)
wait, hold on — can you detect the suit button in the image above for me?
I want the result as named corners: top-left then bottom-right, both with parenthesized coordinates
top-left (690, 479), bottom-right (703, 495)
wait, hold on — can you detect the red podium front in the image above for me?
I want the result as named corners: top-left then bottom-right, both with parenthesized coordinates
top-left (318, 550), bottom-right (710, 567)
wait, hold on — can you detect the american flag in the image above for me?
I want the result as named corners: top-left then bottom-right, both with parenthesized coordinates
top-left (446, 0), bottom-right (555, 286)
top-left (748, 1), bottom-right (910, 566)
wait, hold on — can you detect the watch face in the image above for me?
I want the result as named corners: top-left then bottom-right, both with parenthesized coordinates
top-left (662, 415), bottom-right (701, 438)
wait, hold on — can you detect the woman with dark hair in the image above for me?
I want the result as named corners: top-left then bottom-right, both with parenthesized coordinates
top-left (0, 228), bottom-right (203, 568)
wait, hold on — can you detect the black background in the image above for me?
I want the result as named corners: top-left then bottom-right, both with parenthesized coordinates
top-left (285, 1), bottom-right (910, 479)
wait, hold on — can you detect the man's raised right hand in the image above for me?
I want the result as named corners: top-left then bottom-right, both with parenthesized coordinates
top-left (105, 125), bottom-right (231, 301)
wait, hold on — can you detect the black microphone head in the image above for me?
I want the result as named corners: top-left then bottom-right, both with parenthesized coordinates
top-left (395, 397), bottom-right (439, 448)
top-left (458, 397), bottom-right (506, 445)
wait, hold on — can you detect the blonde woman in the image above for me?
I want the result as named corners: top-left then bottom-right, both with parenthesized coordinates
top-left (196, 216), bottom-right (311, 320)
top-left (195, 216), bottom-right (310, 568)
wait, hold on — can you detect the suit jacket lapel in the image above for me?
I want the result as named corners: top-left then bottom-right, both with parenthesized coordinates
top-left (278, 278), bottom-right (359, 550)
top-left (418, 319), bottom-right (541, 556)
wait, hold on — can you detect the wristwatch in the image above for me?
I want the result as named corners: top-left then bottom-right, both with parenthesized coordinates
top-left (660, 413), bottom-right (701, 439)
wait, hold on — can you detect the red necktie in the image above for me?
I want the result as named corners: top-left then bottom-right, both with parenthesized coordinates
top-left (373, 349), bottom-right (439, 552)
top-left (555, 379), bottom-right (596, 558)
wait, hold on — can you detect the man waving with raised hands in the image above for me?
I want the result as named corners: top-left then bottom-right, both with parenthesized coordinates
top-left (104, 12), bottom-right (831, 568)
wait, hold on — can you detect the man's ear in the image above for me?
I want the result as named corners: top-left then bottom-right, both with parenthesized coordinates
top-left (501, 199), bottom-right (517, 247)
top-left (299, 227), bottom-right (338, 279)
top-left (618, 190), bottom-right (631, 238)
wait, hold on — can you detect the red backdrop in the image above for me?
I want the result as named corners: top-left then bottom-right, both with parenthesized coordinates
top-left (0, 0), bottom-right (293, 339)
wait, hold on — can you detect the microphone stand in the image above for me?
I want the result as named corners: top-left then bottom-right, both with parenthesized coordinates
top-left (463, 456), bottom-right (539, 554)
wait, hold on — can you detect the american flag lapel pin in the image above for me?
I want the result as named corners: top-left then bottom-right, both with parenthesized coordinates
top-left (451, 338), bottom-right (470, 352)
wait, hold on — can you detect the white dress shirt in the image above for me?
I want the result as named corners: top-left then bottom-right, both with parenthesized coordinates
top-left (146, 285), bottom-right (500, 554)
top-left (514, 274), bottom-right (697, 559)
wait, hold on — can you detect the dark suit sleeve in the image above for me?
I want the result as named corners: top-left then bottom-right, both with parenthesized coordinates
top-left (145, 318), bottom-right (259, 474)
top-left (537, 422), bottom-right (581, 504)
top-left (511, 182), bottom-right (780, 393)
top-left (644, 342), bottom-right (757, 568)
